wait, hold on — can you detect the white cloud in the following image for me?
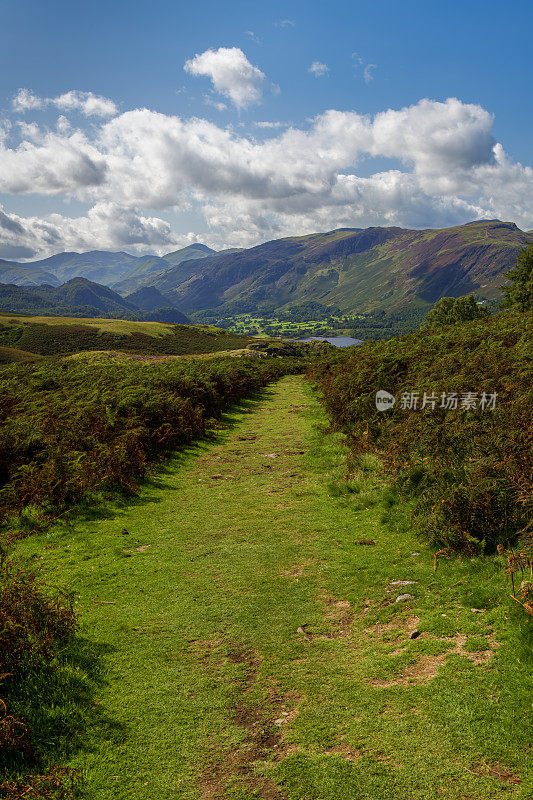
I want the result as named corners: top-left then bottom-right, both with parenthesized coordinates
top-left (184, 47), bottom-right (266, 110)
top-left (244, 31), bottom-right (260, 44)
top-left (253, 121), bottom-right (286, 129)
top-left (352, 54), bottom-right (378, 84)
top-left (0, 124), bottom-right (107, 195)
top-left (0, 201), bottom-right (187, 259)
top-left (204, 95), bottom-right (228, 111)
top-left (275, 19), bottom-right (296, 28)
top-left (12, 88), bottom-right (118, 117)
top-left (309, 61), bottom-right (329, 77)
top-left (54, 91), bottom-right (118, 117)
top-left (12, 89), bottom-right (45, 112)
top-left (363, 64), bottom-right (377, 83)
top-left (1, 95), bottom-right (533, 256)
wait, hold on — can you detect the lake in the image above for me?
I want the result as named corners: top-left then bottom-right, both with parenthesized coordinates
top-left (295, 336), bottom-right (363, 348)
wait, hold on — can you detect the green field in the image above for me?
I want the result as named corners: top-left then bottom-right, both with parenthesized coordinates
top-left (0, 312), bottom-right (178, 337)
top-left (0, 312), bottom-right (258, 359)
top-left (9, 376), bottom-right (533, 799)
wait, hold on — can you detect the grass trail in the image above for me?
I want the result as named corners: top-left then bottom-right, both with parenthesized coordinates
top-left (16, 376), bottom-right (533, 799)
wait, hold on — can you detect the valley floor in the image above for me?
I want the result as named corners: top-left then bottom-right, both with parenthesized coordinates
top-left (17, 376), bottom-right (533, 799)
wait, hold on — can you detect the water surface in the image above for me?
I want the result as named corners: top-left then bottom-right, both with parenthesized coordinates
top-left (296, 336), bottom-right (363, 348)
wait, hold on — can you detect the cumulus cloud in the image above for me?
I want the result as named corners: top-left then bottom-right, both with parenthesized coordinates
top-left (53, 91), bottom-right (118, 117)
top-left (1, 95), bottom-right (533, 256)
top-left (184, 47), bottom-right (266, 110)
top-left (0, 124), bottom-right (107, 195)
top-left (12, 88), bottom-right (118, 117)
top-left (12, 89), bottom-right (44, 112)
top-left (0, 201), bottom-right (190, 259)
top-left (309, 61), bottom-right (329, 77)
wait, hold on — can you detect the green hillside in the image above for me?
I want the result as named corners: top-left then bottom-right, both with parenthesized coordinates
top-left (0, 278), bottom-right (192, 324)
top-left (162, 242), bottom-right (215, 266)
top-left (0, 244), bottom-right (215, 290)
top-left (147, 220), bottom-right (532, 316)
top-left (0, 260), bottom-right (60, 287)
top-left (0, 313), bottom-right (257, 357)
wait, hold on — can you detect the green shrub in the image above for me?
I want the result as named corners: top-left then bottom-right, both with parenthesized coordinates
top-left (0, 355), bottom-right (302, 531)
top-left (309, 311), bottom-right (533, 552)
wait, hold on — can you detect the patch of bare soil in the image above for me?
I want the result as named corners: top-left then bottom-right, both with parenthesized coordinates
top-left (280, 560), bottom-right (317, 579)
top-left (322, 741), bottom-right (362, 762)
top-left (319, 591), bottom-right (354, 638)
top-left (197, 643), bottom-right (303, 800)
top-left (372, 632), bottom-right (500, 687)
top-left (122, 544), bottom-right (152, 554)
top-left (365, 615), bottom-right (420, 638)
top-left (465, 759), bottom-right (522, 785)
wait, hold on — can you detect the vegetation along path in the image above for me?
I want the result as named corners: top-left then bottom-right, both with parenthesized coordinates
top-left (19, 375), bottom-right (533, 799)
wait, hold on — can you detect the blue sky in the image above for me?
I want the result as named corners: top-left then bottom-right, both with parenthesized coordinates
top-left (0, 0), bottom-right (532, 258)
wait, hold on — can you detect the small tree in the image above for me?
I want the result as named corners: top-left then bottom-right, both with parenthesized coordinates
top-left (502, 241), bottom-right (533, 312)
top-left (423, 295), bottom-right (489, 329)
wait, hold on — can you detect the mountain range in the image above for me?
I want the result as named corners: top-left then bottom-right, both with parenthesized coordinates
top-left (1, 220), bottom-right (530, 320)
top-left (0, 243), bottom-right (215, 289)
top-left (0, 278), bottom-right (190, 323)
top-left (144, 220), bottom-right (531, 316)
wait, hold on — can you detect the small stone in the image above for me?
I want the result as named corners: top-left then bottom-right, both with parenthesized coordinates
top-left (395, 594), bottom-right (415, 603)
top-left (409, 629), bottom-right (421, 640)
top-left (471, 608), bottom-right (485, 613)
top-left (390, 580), bottom-right (416, 586)
top-left (410, 552), bottom-right (420, 556)
top-left (274, 718), bottom-right (284, 726)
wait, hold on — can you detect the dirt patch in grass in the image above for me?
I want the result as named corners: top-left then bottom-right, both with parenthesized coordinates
top-left (372, 632), bottom-right (500, 687)
top-left (280, 560), bottom-right (317, 579)
top-left (197, 643), bottom-right (304, 799)
top-left (365, 615), bottom-right (420, 638)
top-left (465, 759), bottom-right (522, 785)
top-left (322, 740), bottom-right (363, 762)
top-left (319, 591), bottom-right (354, 638)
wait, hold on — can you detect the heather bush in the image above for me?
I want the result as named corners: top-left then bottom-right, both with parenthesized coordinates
top-left (309, 312), bottom-right (533, 552)
top-left (0, 355), bottom-right (301, 531)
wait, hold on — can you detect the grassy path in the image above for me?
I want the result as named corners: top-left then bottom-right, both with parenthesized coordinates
top-left (18, 376), bottom-right (533, 799)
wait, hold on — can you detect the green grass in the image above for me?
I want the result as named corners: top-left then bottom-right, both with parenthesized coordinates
top-left (0, 312), bottom-right (177, 337)
top-left (0, 314), bottom-right (256, 357)
top-left (10, 376), bottom-right (533, 799)
top-left (0, 345), bottom-right (43, 363)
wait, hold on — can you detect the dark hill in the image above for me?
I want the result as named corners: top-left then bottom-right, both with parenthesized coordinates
top-left (125, 286), bottom-right (178, 311)
top-left (0, 278), bottom-right (138, 317)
